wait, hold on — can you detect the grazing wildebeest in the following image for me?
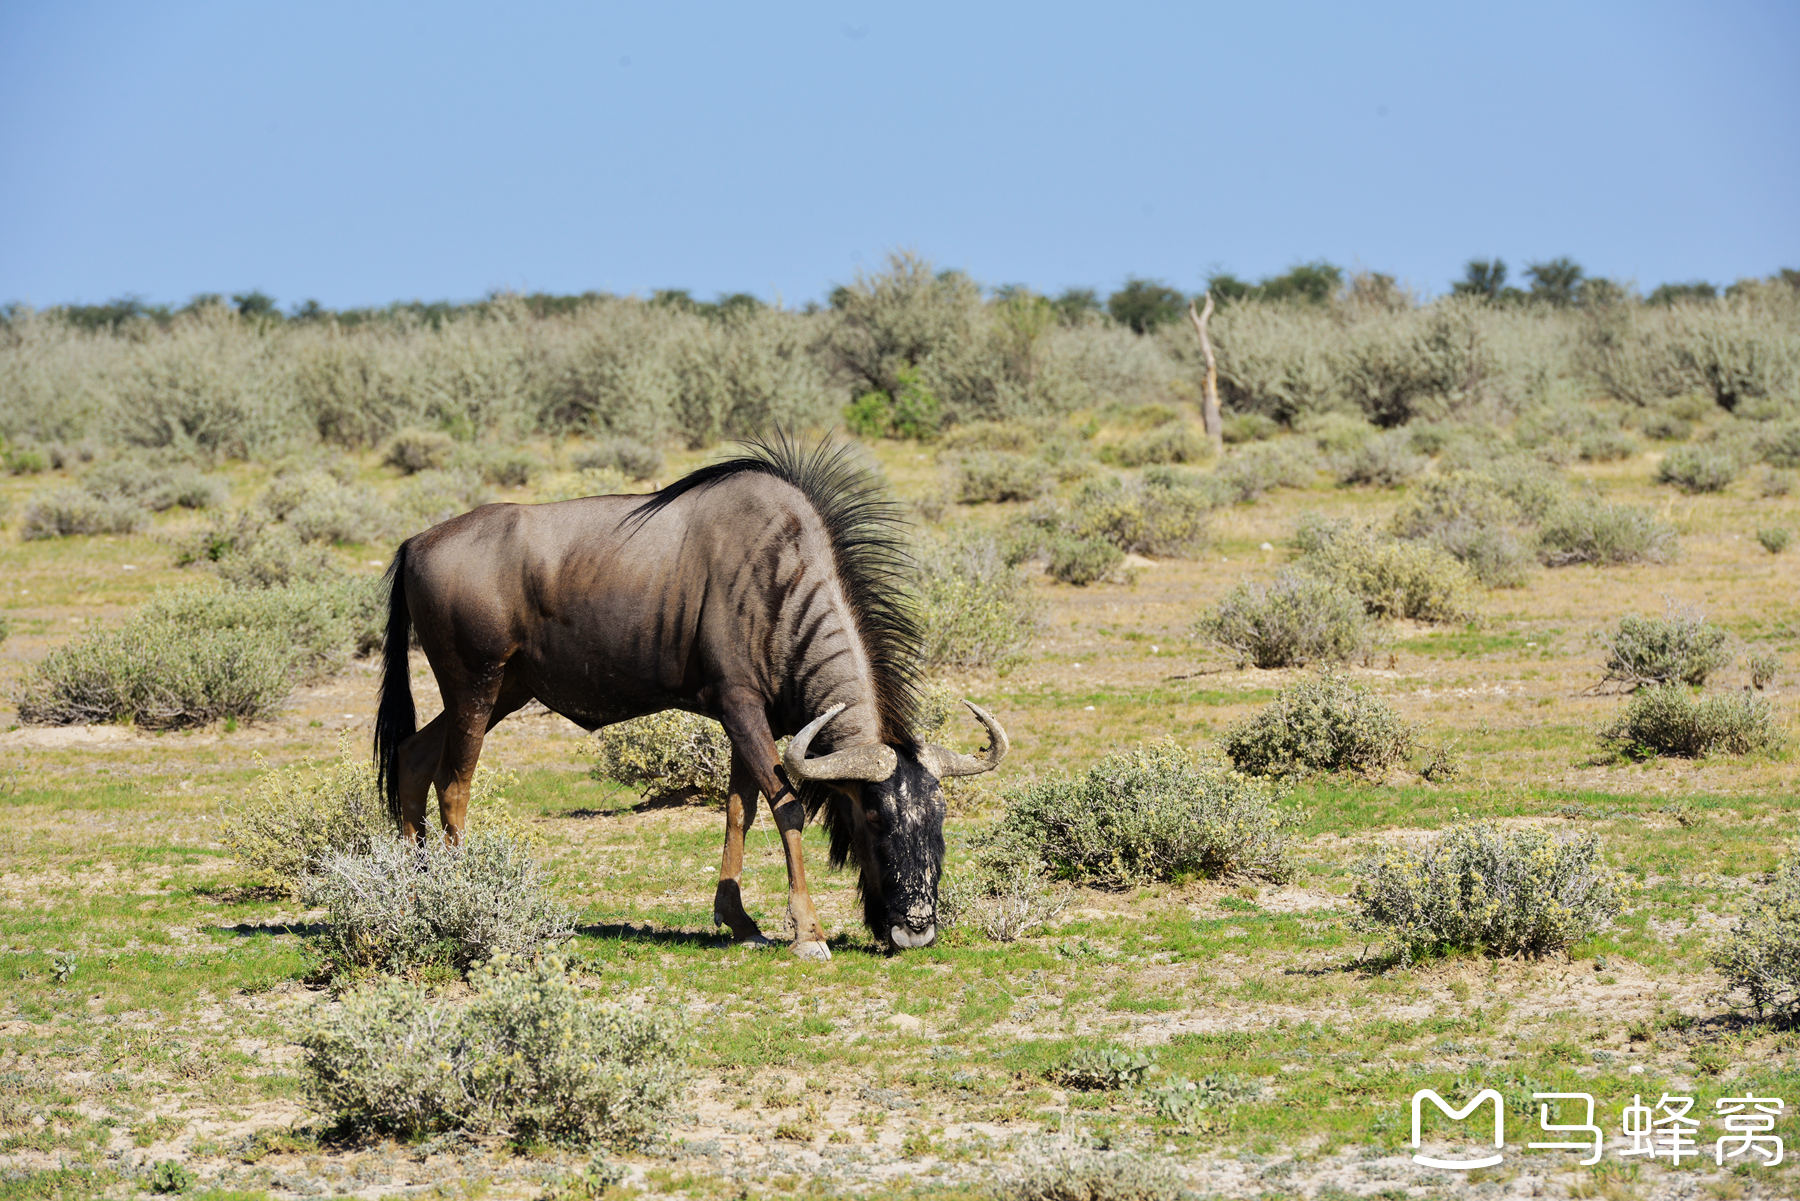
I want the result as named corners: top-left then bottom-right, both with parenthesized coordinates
top-left (373, 436), bottom-right (1008, 959)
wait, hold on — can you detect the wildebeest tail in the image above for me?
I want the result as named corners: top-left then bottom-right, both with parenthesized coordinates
top-left (374, 543), bottom-right (417, 828)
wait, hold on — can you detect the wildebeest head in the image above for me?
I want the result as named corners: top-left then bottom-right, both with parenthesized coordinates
top-left (785, 701), bottom-right (1008, 951)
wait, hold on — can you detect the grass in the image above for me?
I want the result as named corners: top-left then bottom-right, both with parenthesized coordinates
top-left (0, 430), bottom-right (1797, 1197)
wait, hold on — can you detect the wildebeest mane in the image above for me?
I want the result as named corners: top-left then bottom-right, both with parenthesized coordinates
top-left (626, 432), bottom-right (925, 757)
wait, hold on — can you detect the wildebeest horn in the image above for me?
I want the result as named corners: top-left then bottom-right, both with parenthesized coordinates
top-left (783, 703), bottom-right (898, 784)
top-left (921, 701), bottom-right (1009, 778)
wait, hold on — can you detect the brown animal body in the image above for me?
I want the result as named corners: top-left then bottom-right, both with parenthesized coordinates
top-left (373, 438), bottom-right (1007, 959)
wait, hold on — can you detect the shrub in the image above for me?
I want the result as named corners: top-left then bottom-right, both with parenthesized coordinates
top-left (478, 447), bottom-right (541, 488)
top-left (396, 467), bottom-right (489, 531)
top-left (1206, 439), bottom-right (1319, 504)
top-left (939, 842), bottom-right (1069, 944)
top-left (1756, 420), bottom-right (1800, 468)
top-left (1537, 500), bottom-right (1677, 566)
top-left (1708, 851), bottom-right (1800, 1023)
top-left (1000, 741), bottom-right (1299, 888)
top-left (1050, 1046), bottom-right (1155, 1091)
top-left (260, 469), bottom-right (396, 545)
top-left (1221, 672), bottom-right (1415, 778)
top-left (383, 427), bottom-right (456, 474)
top-left (1221, 412), bottom-right (1278, 443)
top-left (80, 457), bottom-right (224, 511)
top-left (1048, 535), bottom-right (1125, 585)
top-left (590, 710), bottom-right (733, 805)
top-left (1301, 411), bottom-right (1376, 455)
top-left (1294, 515), bottom-right (1479, 623)
top-left (146, 1160), bottom-right (194, 1195)
top-left (573, 437), bottom-right (663, 481)
top-left (1389, 473), bottom-right (1535, 588)
top-left (1599, 603), bottom-right (1731, 689)
top-left (1750, 654), bottom-right (1779, 690)
top-left (1058, 473), bottom-right (1211, 558)
top-left (999, 1149), bottom-right (1186, 1201)
top-left (307, 831), bottom-right (572, 977)
top-left (19, 487), bottom-right (149, 540)
top-left (1756, 527), bottom-right (1791, 554)
top-left (1598, 686), bottom-right (1784, 759)
top-left (1106, 421), bottom-right (1210, 467)
top-left (937, 420), bottom-right (1038, 453)
top-left (1577, 427), bottom-right (1638, 462)
top-left (300, 954), bottom-right (684, 1146)
top-left (1639, 410), bottom-right (1692, 441)
top-left (1656, 445), bottom-right (1742, 493)
top-left (1351, 822), bottom-right (1626, 963)
top-left (223, 741), bottom-right (519, 896)
top-left (915, 533), bottom-right (1042, 669)
top-left (1200, 570), bottom-right (1369, 668)
top-left (1333, 429), bottom-right (1428, 487)
top-left (206, 521), bottom-right (343, 589)
top-left (1759, 467), bottom-right (1796, 497)
top-left (951, 451), bottom-right (1050, 503)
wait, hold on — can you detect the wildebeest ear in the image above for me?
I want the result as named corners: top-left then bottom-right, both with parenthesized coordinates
top-left (920, 701), bottom-right (1009, 779)
top-left (784, 703), bottom-right (898, 783)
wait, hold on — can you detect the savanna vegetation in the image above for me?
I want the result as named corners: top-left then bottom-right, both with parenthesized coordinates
top-left (1, 253), bottom-right (1797, 1199)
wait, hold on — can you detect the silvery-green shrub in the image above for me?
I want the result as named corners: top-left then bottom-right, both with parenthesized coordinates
top-left (1537, 500), bottom-right (1677, 566)
top-left (1709, 851), bottom-right (1800, 1023)
top-left (1201, 570), bottom-right (1369, 669)
top-left (1600, 603), bottom-right (1731, 688)
top-left (590, 710), bottom-right (733, 805)
top-left (1598, 685), bottom-right (1783, 759)
top-left (915, 533), bottom-right (1041, 669)
top-left (1293, 514), bottom-right (1479, 623)
top-left (1221, 671), bottom-right (1414, 779)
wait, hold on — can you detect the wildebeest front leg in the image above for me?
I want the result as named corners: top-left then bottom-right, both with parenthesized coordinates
top-left (719, 692), bottom-right (831, 961)
top-left (712, 754), bottom-right (770, 945)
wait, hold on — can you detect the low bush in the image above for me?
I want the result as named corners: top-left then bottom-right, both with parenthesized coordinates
top-left (1293, 515), bottom-right (1479, 623)
top-left (383, 427), bottom-right (456, 474)
top-left (915, 533), bottom-right (1042, 669)
top-left (300, 954), bottom-right (684, 1146)
top-left (1351, 822), bottom-right (1626, 963)
top-left (1759, 467), bottom-right (1796, 497)
top-left (1047, 535), bottom-right (1125, 586)
top-left (260, 469), bottom-right (396, 545)
top-left (1221, 412), bottom-right (1278, 443)
top-left (939, 841), bottom-right (1069, 944)
top-left (1055, 473), bottom-right (1212, 559)
top-left (1200, 570), bottom-right (1369, 669)
top-left (1756, 420), bottom-right (1800, 469)
top-left (590, 710), bottom-right (733, 805)
top-left (1000, 741), bottom-right (1299, 888)
top-left (1221, 672), bottom-right (1416, 778)
top-left (1302, 411), bottom-right (1376, 455)
top-left (1208, 440), bottom-right (1319, 503)
top-left (478, 447), bottom-right (541, 488)
top-left (1750, 654), bottom-right (1780, 690)
top-left (1708, 851), bottom-right (1800, 1024)
top-left (307, 831), bottom-right (572, 977)
top-left (999, 1149), bottom-right (1186, 1201)
top-left (1577, 428), bottom-right (1638, 462)
top-left (1756, 527), bottom-right (1791, 554)
top-left (1656, 445), bottom-right (1742, 493)
top-left (1598, 685), bottom-right (1784, 759)
top-left (936, 420), bottom-right (1038, 453)
top-left (1600, 603), bottom-right (1731, 689)
top-left (573, 437), bottom-right (663, 481)
top-left (1333, 429), bottom-right (1428, 487)
top-left (19, 487), bottom-right (149, 540)
top-left (395, 467), bottom-right (489, 531)
top-left (951, 451), bottom-right (1051, 504)
top-left (1050, 1046), bottom-right (1155, 1091)
top-left (1638, 410), bottom-right (1692, 441)
top-left (1389, 473), bottom-right (1535, 588)
top-left (1106, 421), bottom-right (1210, 467)
top-left (1537, 500), bottom-right (1677, 566)
top-left (81, 457), bottom-right (225, 511)
top-left (223, 740), bottom-right (520, 896)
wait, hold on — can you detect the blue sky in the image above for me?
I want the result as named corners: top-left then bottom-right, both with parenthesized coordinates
top-left (2, 2), bottom-right (1795, 310)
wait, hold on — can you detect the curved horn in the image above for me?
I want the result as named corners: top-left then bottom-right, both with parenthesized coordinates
top-left (783, 703), bottom-right (898, 784)
top-left (921, 701), bottom-right (1010, 779)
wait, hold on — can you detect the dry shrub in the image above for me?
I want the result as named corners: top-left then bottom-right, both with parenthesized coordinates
top-left (939, 842), bottom-right (1069, 944)
top-left (1105, 421), bottom-right (1211, 467)
top-left (1201, 570), bottom-right (1369, 669)
top-left (395, 467), bottom-right (489, 532)
top-left (259, 467), bottom-right (396, 545)
top-left (1208, 439), bottom-right (1320, 503)
top-left (999, 1149), bottom-right (1187, 1201)
top-left (300, 954), bottom-right (684, 1147)
top-left (1352, 822), bottom-right (1626, 963)
top-left (589, 711), bottom-right (733, 805)
top-left (1598, 686), bottom-right (1784, 759)
top-left (1333, 429), bottom-right (1428, 486)
top-left (1221, 672), bottom-right (1414, 778)
top-left (1000, 741), bottom-right (1299, 889)
top-left (1709, 851), bottom-right (1800, 1024)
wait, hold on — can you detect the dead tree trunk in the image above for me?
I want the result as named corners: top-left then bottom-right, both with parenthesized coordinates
top-left (1187, 294), bottom-right (1223, 455)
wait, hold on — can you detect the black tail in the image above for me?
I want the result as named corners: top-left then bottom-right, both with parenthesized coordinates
top-left (374, 543), bottom-right (417, 828)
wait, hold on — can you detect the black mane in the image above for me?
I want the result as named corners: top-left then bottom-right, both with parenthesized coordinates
top-left (627, 432), bottom-right (924, 748)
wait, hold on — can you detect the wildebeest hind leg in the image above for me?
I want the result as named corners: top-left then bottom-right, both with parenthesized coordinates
top-left (432, 668), bottom-right (529, 844)
top-left (712, 753), bottom-right (769, 946)
top-left (395, 714), bottom-right (446, 844)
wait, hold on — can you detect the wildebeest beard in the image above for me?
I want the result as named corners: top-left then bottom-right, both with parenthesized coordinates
top-left (806, 753), bottom-right (946, 946)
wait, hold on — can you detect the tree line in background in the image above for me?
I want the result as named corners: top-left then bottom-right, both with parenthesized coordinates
top-left (1, 252), bottom-right (1796, 461)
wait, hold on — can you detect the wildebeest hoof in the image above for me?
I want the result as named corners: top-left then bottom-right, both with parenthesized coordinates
top-left (791, 939), bottom-right (831, 962)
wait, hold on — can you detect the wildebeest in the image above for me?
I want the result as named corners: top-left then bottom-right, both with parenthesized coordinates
top-left (373, 436), bottom-right (1008, 959)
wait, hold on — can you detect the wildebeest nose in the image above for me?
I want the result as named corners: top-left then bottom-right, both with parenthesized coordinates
top-left (890, 923), bottom-right (937, 949)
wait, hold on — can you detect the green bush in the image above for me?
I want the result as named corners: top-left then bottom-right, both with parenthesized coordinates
top-left (1293, 515), bottom-right (1479, 623)
top-left (1750, 654), bottom-right (1780, 690)
top-left (1537, 500), bottom-right (1677, 566)
top-left (1656, 445), bottom-right (1742, 493)
top-left (1208, 440), bottom-right (1319, 503)
top-left (1351, 822), bottom-right (1626, 963)
top-left (998, 1149), bottom-right (1186, 1201)
top-left (1758, 527), bottom-right (1792, 554)
top-left (477, 447), bottom-right (541, 488)
top-left (1600, 604), bottom-right (1731, 688)
top-left (19, 487), bottom-right (149, 540)
top-left (307, 831), bottom-right (572, 977)
top-left (260, 468), bottom-right (396, 545)
top-left (1221, 672), bottom-right (1415, 778)
top-left (1221, 412), bottom-right (1278, 443)
top-left (915, 533), bottom-right (1042, 669)
top-left (300, 954), bottom-right (684, 1146)
top-left (999, 741), bottom-right (1299, 889)
top-left (1638, 410), bottom-right (1692, 441)
top-left (223, 741), bottom-right (520, 897)
top-left (1200, 570), bottom-right (1369, 668)
top-left (1759, 468), bottom-right (1796, 497)
top-left (187, 517), bottom-right (342, 589)
top-left (1577, 427), bottom-right (1638, 462)
top-left (383, 427), bottom-right (456, 474)
top-left (952, 451), bottom-right (1051, 503)
top-left (1048, 535), bottom-right (1125, 586)
top-left (590, 710), bottom-right (733, 805)
top-left (1598, 685), bottom-right (1784, 759)
top-left (937, 419), bottom-right (1039, 453)
top-left (1333, 429), bottom-right (1428, 487)
top-left (1050, 1046), bottom-right (1155, 1091)
top-left (80, 456), bottom-right (224, 511)
top-left (1061, 473), bottom-right (1212, 558)
top-left (1756, 420), bottom-right (1800, 468)
top-left (1106, 421), bottom-right (1210, 467)
top-left (145, 1160), bottom-right (194, 1195)
top-left (1708, 851), bottom-right (1800, 1023)
top-left (573, 437), bottom-right (662, 481)
top-left (1389, 473), bottom-right (1535, 588)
